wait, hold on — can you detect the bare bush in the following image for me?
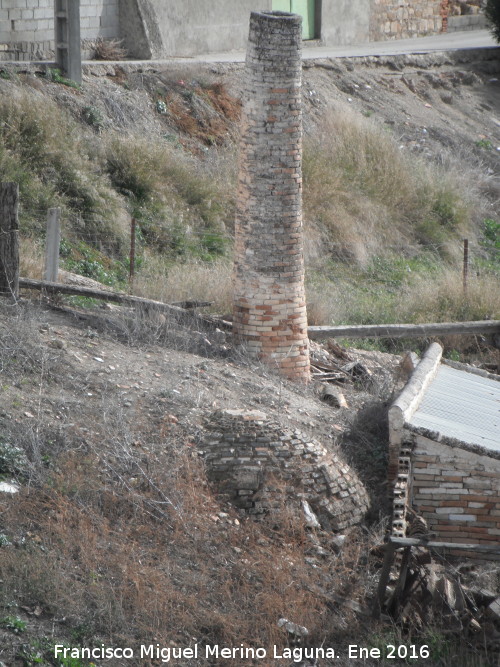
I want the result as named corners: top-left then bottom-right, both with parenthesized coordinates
top-left (92, 38), bottom-right (127, 61)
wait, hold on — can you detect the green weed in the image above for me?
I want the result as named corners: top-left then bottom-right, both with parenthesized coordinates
top-left (45, 68), bottom-right (80, 89)
top-left (81, 106), bottom-right (105, 132)
top-left (475, 138), bottom-right (493, 150)
top-left (1, 614), bottom-right (27, 633)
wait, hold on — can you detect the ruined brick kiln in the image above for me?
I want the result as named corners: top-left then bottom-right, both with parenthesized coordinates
top-left (201, 409), bottom-right (369, 531)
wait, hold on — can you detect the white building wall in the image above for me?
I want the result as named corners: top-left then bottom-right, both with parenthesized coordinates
top-left (0, 0), bottom-right (119, 61)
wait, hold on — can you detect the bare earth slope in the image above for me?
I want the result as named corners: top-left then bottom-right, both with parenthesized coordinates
top-left (0, 47), bottom-right (499, 666)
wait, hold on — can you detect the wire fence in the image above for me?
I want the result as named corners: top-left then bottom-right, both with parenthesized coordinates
top-left (20, 206), bottom-right (500, 294)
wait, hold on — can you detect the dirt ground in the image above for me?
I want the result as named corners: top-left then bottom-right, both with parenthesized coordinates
top-left (0, 47), bottom-right (499, 666)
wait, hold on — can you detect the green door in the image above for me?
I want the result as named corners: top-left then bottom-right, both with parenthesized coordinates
top-left (272, 0), bottom-right (291, 12)
top-left (272, 0), bottom-right (316, 40)
top-left (291, 0), bottom-right (316, 39)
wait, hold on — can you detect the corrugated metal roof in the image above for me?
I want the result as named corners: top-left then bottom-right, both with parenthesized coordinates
top-left (408, 365), bottom-right (500, 452)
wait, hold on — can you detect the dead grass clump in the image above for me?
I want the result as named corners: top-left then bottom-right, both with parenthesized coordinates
top-left (19, 236), bottom-right (44, 279)
top-left (161, 83), bottom-right (240, 147)
top-left (303, 108), bottom-right (472, 266)
top-left (92, 37), bottom-right (127, 61)
top-left (0, 303), bottom-right (53, 379)
top-left (306, 259), bottom-right (500, 328)
top-left (103, 135), bottom-right (233, 256)
top-left (398, 269), bottom-right (500, 323)
top-left (0, 90), bottom-right (124, 244)
top-left (134, 253), bottom-right (233, 314)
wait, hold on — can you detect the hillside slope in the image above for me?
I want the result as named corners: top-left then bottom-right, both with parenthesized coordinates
top-left (0, 49), bottom-right (499, 666)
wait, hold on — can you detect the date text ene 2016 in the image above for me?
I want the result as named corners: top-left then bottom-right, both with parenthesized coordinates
top-left (349, 645), bottom-right (430, 660)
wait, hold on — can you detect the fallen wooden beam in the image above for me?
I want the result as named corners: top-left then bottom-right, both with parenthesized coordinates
top-left (18, 277), bottom-right (231, 336)
top-left (308, 320), bottom-right (500, 340)
top-left (20, 277), bottom-right (198, 318)
top-left (389, 536), bottom-right (500, 555)
top-left (19, 279), bottom-right (500, 343)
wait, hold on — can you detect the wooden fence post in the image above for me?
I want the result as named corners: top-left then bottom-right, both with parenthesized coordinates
top-left (44, 208), bottom-right (61, 283)
top-left (463, 238), bottom-right (469, 295)
top-left (372, 541), bottom-right (396, 619)
top-left (129, 217), bottom-right (136, 293)
top-left (0, 183), bottom-right (19, 301)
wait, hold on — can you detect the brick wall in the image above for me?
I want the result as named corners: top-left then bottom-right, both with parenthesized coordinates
top-left (232, 11), bottom-right (310, 382)
top-left (411, 435), bottom-right (500, 549)
top-left (201, 409), bottom-right (369, 530)
top-left (0, 0), bottom-right (119, 62)
top-left (370, 0), bottom-right (445, 41)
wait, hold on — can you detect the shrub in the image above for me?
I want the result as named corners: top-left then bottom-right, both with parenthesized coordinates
top-left (485, 0), bottom-right (500, 42)
top-left (0, 93), bottom-right (121, 241)
top-left (92, 37), bottom-right (127, 61)
top-left (0, 442), bottom-right (28, 476)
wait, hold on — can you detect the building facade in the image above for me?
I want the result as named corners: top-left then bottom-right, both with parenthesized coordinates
top-left (0, 0), bottom-right (449, 62)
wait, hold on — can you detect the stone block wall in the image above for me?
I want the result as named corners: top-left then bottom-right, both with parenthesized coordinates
top-left (447, 14), bottom-right (489, 31)
top-left (0, 0), bottom-right (119, 62)
top-left (411, 435), bottom-right (500, 548)
top-left (201, 409), bottom-right (369, 531)
top-left (370, 0), bottom-right (445, 41)
top-left (232, 11), bottom-right (310, 382)
top-left (80, 0), bottom-right (119, 40)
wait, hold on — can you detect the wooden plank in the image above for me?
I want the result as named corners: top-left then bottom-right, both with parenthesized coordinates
top-left (308, 321), bottom-right (500, 340)
top-left (389, 536), bottom-right (500, 555)
top-left (373, 541), bottom-right (397, 619)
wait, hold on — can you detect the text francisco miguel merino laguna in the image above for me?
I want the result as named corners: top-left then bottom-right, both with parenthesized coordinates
top-left (55, 643), bottom-right (349, 662)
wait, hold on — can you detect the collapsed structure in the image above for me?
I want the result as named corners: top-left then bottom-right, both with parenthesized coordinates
top-left (389, 343), bottom-right (500, 558)
top-left (202, 409), bottom-right (369, 530)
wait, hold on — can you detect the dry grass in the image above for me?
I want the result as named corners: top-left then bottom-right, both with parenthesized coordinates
top-left (19, 236), bottom-right (44, 279)
top-left (92, 37), bottom-right (127, 61)
top-left (0, 439), bottom-right (370, 656)
top-left (303, 109), bottom-right (473, 266)
top-left (134, 253), bottom-right (233, 313)
top-left (306, 258), bottom-right (500, 328)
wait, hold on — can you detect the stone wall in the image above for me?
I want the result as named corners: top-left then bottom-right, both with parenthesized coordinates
top-left (201, 409), bottom-right (369, 531)
top-left (370, 0), bottom-right (445, 41)
top-left (447, 13), bottom-right (489, 31)
top-left (0, 0), bottom-right (119, 62)
top-left (232, 11), bottom-right (310, 382)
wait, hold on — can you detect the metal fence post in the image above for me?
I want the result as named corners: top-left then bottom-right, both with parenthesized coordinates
top-left (129, 217), bottom-right (136, 293)
top-left (463, 238), bottom-right (469, 294)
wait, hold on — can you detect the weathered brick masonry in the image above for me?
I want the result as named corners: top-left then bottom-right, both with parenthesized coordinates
top-left (233, 11), bottom-right (310, 382)
top-left (389, 345), bottom-right (500, 559)
top-left (201, 409), bottom-right (369, 530)
top-left (412, 436), bottom-right (500, 551)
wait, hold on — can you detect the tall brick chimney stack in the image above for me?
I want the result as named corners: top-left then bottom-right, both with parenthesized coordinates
top-left (233, 11), bottom-right (310, 382)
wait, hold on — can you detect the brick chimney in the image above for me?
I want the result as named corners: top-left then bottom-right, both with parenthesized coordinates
top-left (233, 11), bottom-right (310, 382)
